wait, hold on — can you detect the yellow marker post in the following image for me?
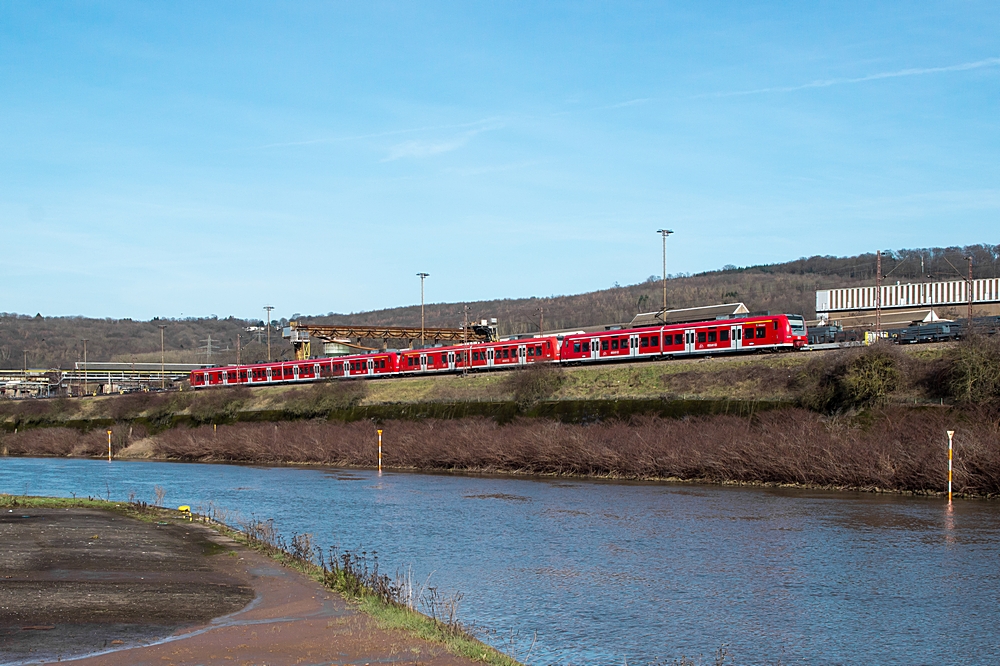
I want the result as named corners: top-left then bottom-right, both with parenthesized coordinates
top-left (377, 429), bottom-right (383, 475)
top-left (947, 430), bottom-right (955, 504)
top-left (107, 430), bottom-right (112, 462)
top-left (178, 505), bottom-right (192, 521)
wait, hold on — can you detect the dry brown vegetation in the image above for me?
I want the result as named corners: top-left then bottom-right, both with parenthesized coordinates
top-left (9, 406), bottom-right (973, 496)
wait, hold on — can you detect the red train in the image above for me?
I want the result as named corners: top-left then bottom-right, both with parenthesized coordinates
top-left (189, 314), bottom-right (807, 388)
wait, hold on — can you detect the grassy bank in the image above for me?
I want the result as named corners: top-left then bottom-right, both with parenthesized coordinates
top-left (0, 494), bottom-right (522, 666)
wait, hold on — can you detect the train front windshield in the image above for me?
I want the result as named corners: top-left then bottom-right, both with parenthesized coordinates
top-left (787, 316), bottom-right (806, 335)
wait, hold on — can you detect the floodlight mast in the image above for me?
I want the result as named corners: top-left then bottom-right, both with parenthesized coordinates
top-left (417, 273), bottom-right (430, 347)
top-left (656, 229), bottom-right (674, 321)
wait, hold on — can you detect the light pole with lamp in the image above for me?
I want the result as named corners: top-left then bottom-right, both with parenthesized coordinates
top-left (263, 305), bottom-right (274, 361)
top-left (81, 339), bottom-right (88, 396)
top-left (656, 229), bottom-right (673, 321)
top-left (417, 273), bottom-right (429, 348)
top-left (158, 325), bottom-right (167, 390)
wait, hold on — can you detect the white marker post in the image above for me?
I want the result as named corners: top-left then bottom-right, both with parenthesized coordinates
top-left (947, 430), bottom-right (955, 504)
top-left (377, 429), bottom-right (383, 475)
top-left (107, 430), bottom-right (112, 462)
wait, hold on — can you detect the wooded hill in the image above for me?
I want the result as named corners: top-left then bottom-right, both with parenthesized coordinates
top-left (2, 243), bottom-right (996, 369)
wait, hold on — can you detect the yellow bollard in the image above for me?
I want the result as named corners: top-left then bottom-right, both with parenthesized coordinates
top-left (377, 429), bottom-right (383, 474)
top-left (947, 430), bottom-right (955, 504)
top-left (107, 430), bottom-right (112, 462)
top-left (178, 505), bottom-right (192, 521)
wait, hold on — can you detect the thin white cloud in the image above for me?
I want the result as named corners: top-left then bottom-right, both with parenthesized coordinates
top-left (381, 121), bottom-right (504, 161)
top-left (256, 117), bottom-right (505, 150)
top-left (712, 57), bottom-right (1000, 97)
top-left (603, 97), bottom-right (650, 109)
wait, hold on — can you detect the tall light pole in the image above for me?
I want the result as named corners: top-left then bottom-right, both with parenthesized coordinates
top-left (656, 229), bottom-right (673, 321)
top-left (158, 325), bottom-right (167, 390)
top-left (417, 273), bottom-right (429, 348)
top-left (82, 338), bottom-right (88, 396)
top-left (263, 305), bottom-right (274, 361)
top-left (967, 256), bottom-right (974, 324)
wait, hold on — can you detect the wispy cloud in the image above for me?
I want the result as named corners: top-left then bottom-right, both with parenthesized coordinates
top-left (381, 120), bottom-right (504, 161)
top-left (602, 97), bottom-right (650, 109)
top-left (711, 57), bottom-right (1000, 97)
top-left (255, 117), bottom-right (504, 150)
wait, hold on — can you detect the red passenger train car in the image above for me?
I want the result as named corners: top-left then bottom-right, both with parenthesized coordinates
top-left (189, 315), bottom-right (806, 389)
top-left (558, 314), bottom-right (807, 363)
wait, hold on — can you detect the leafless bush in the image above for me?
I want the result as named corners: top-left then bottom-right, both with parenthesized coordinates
top-left (502, 364), bottom-right (565, 408)
top-left (947, 334), bottom-right (1000, 405)
top-left (0, 427), bottom-right (107, 457)
top-left (153, 485), bottom-right (166, 506)
top-left (792, 344), bottom-right (906, 413)
top-left (283, 381), bottom-right (367, 416)
top-left (188, 387), bottom-right (251, 421)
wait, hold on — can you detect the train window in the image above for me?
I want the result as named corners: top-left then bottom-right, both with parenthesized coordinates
top-left (379, 360), bottom-right (385, 368)
top-left (611, 339), bottom-right (618, 350)
top-left (744, 327), bottom-right (754, 340)
top-left (756, 326), bottom-right (766, 338)
top-left (527, 347), bottom-right (534, 357)
top-left (773, 320), bottom-right (778, 330)
top-left (536, 345), bottom-right (543, 356)
top-left (708, 331), bottom-right (717, 343)
top-left (720, 330), bottom-right (729, 342)
top-left (601, 340), bottom-right (609, 351)
top-left (472, 351), bottom-right (479, 361)
top-left (670, 334), bottom-right (679, 345)
top-left (501, 348), bottom-right (507, 358)
top-left (573, 342), bottom-right (581, 353)
top-left (441, 353), bottom-right (447, 363)
top-left (697, 332), bottom-right (706, 343)
top-left (640, 337), bottom-right (648, 347)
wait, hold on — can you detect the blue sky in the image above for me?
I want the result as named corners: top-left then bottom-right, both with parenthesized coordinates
top-left (1, 2), bottom-right (997, 320)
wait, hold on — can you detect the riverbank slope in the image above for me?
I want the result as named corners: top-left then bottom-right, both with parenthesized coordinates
top-left (0, 496), bottom-right (518, 665)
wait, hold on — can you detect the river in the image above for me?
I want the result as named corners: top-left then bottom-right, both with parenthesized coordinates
top-left (2, 457), bottom-right (998, 665)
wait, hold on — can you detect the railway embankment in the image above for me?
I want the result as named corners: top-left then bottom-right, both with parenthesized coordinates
top-left (2, 337), bottom-right (999, 496)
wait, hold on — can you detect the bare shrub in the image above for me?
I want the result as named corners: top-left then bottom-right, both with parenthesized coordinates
top-left (188, 387), bottom-right (251, 421)
top-left (947, 334), bottom-right (1000, 405)
top-left (793, 344), bottom-right (905, 413)
top-left (283, 381), bottom-right (367, 416)
top-left (502, 364), bottom-right (565, 408)
top-left (1, 427), bottom-right (107, 457)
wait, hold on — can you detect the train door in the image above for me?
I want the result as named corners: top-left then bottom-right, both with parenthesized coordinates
top-left (447, 351), bottom-right (456, 370)
top-left (731, 326), bottom-right (742, 350)
top-left (292, 365), bottom-right (300, 380)
top-left (630, 334), bottom-right (640, 357)
top-left (486, 348), bottom-right (495, 368)
top-left (222, 371), bottom-right (229, 385)
top-left (365, 358), bottom-right (374, 376)
top-left (420, 354), bottom-right (428, 372)
top-left (684, 329), bottom-right (696, 354)
top-left (342, 361), bottom-right (350, 376)
top-left (590, 339), bottom-right (599, 361)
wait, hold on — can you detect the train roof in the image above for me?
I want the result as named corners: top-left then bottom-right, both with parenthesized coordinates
top-left (629, 303), bottom-right (750, 327)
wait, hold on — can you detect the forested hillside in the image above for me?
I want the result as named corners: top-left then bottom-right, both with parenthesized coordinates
top-left (2, 244), bottom-right (996, 369)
